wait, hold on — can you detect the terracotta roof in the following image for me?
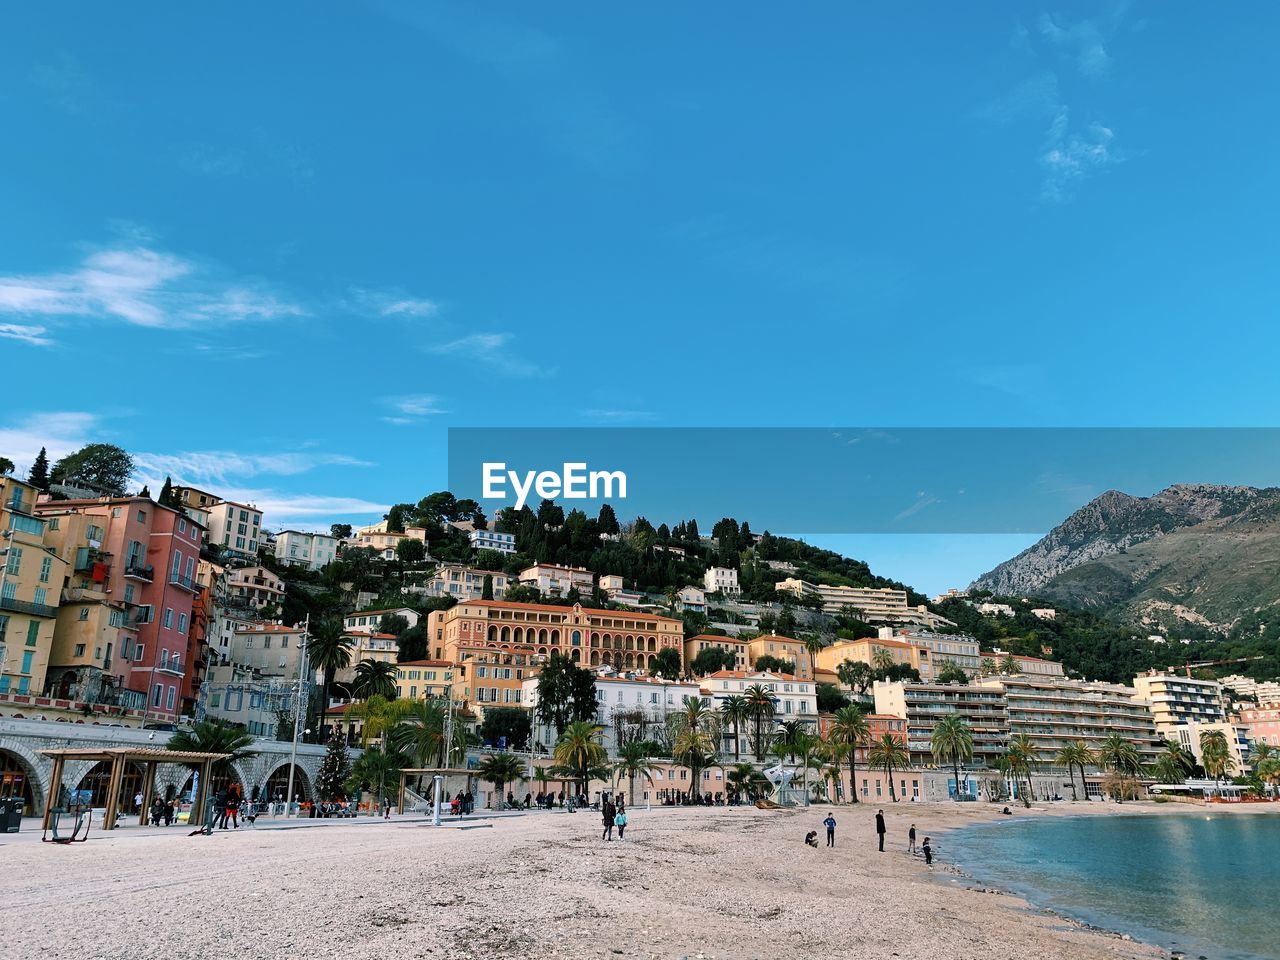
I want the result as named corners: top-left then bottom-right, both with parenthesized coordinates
top-left (349, 607), bottom-right (415, 617)
top-left (236, 623), bottom-right (304, 634)
top-left (396, 659), bottom-right (456, 668)
top-left (687, 634), bottom-right (747, 645)
top-left (702, 669), bottom-right (801, 682)
top-left (750, 634), bottom-right (806, 644)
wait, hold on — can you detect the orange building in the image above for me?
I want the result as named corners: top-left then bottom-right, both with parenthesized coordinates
top-left (425, 600), bottom-right (683, 673)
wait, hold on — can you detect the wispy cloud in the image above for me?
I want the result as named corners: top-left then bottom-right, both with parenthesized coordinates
top-left (974, 72), bottom-right (1059, 124)
top-left (583, 409), bottom-right (655, 424)
top-left (0, 323), bottom-right (53, 346)
top-left (1040, 108), bottom-right (1121, 202)
top-left (178, 130), bottom-right (316, 185)
top-left (427, 332), bottom-right (551, 377)
top-left (132, 449), bottom-right (372, 488)
top-left (0, 411), bottom-right (99, 473)
top-left (347, 287), bottom-right (439, 319)
top-left (0, 245), bottom-right (304, 344)
top-left (213, 490), bottom-right (392, 526)
top-left (382, 394), bottom-right (448, 425)
top-left (1037, 12), bottom-right (1111, 78)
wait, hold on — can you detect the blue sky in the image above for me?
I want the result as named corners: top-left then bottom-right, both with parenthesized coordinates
top-left (1, 3), bottom-right (1277, 595)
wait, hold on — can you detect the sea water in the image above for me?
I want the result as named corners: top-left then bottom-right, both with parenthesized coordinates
top-left (946, 812), bottom-right (1280, 960)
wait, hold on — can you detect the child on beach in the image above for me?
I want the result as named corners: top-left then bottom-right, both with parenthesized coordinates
top-left (805, 831), bottom-right (819, 847)
top-left (823, 814), bottom-right (837, 847)
top-left (908, 823), bottom-right (917, 855)
top-left (615, 808), bottom-right (628, 841)
top-left (922, 837), bottom-right (933, 867)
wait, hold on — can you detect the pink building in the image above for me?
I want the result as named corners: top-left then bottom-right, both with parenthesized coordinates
top-left (1240, 704), bottom-right (1280, 749)
top-left (37, 497), bottom-right (205, 723)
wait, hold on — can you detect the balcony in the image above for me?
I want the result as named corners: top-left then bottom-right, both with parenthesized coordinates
top-left (169, 572), bottom-right (200, 593)
top-left (0, 595), bottom-right (57, 618)
top-left (125, 563), bottom-right (154, 582)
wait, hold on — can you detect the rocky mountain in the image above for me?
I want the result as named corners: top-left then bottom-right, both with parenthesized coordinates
top-left (971, 483), bottom-right (1280, 632)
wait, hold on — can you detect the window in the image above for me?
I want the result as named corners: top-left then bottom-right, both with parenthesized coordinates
top-left (163, 608), bottom-right (174, 629)
top-left (137, 509), bottom-right (146, 523)
top-left (39, 556), bottom-right (52, 583)
top-left (74, 643), bottom-right (86, 657)
top-left (34, 587), bottom-right (47, 607)
top-left (152, 683), bottom-right (164, 706)
top-left (4, 546), bottom-right (21, 575)
top-left (166, 686), bottom-right (176, 710)
top-left (79, 607), bottom-right (90, 621)
top-left (124, 584), bottom-right (135, 604)
top-left (178, 613), bottom-right (188, 634)
top-left (26, 620), bottom-right (39, 646)
top-left (178, 519), bottom-right (186, 534)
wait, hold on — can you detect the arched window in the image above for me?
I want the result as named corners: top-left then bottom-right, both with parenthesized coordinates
top-left (571, 630), bottom-right (581, 646)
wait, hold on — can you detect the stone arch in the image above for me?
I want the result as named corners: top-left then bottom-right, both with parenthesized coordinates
top-left (590, 651), bottom-right (600, 666)
top-left (550, 629), bottom-right (560, 645)
top-left (261, 761), bottom-right (314, 804)
top-left (538, 628), bottom-right (548, 644)
top-left (0, 743), bottom-right (48, 816)
top-left (570, 649), bottom-right (581, 663)
top-left (487, 626), bottom-right (498, 642)
top-left (647, 654), bottom-right (656, 668)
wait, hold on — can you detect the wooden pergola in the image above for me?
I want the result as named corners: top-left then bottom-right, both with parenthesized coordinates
top-left (40, 747), bottom-right (229, 831)
top-left (397, 767), bottom-right (475, 814)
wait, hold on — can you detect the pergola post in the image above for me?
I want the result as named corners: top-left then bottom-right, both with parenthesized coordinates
top-left (139, 760), bottom-right (157, 827)
top-left (103, 754), bottom-right (124, 830)
top-left (42, 754), bottom-right (66, 831)
top-left (398, 771), bottom-right (406, 816)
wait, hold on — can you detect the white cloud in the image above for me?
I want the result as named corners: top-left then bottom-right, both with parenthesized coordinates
top-left (132, 449), bottom-right (372, 489)
top-left (382, 394), bottom-right (447, 425)
top-left (0, 323), bottom-right (53, 346)
top-left (1040, 108), bottom-right (1121, 202)
top-left (427, 332), bottom-right (551, 378)
top-left (346, 287), bottom-right (440, 319)
top-left (0, 245), bottom-right (304, 344)
top-left (0, 411), bottom-right (98, 473)
top-left (207, 489), bottom-right (391, 526)
top-left (1038, 13), bottom-right (1111, 77)
top-left (380, 298), bottom-right (438, 318)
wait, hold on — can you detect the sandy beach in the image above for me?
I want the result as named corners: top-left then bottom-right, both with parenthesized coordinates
top-left (9, 800), bottom-right (1253, 960)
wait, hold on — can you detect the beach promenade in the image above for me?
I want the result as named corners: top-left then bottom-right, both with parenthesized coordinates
top-left (0, 801), bottom-right (1203, 960)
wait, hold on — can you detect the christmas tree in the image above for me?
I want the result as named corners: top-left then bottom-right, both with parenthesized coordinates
top-left (315, 728), bottom-right (351, 801)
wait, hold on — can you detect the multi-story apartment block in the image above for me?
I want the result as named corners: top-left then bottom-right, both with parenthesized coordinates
top-left (584, 674), bottom-right (703, 754)
top-left (1239, 704), bottom-right (1280, 749)
top-left (36, 496), bottom-right (205, 723)
top-left (1168, 718), bottom-right (1252, 774)
top-left (1132, 670), bottom-right (1227, 738)
top-left (395, 659), bottom-right (457, 701)
top-left (684, 634), bottom-right (750, 673)
top-left (774, 578), bottom-right (953, 628)
top-left (425, 599), bottom-right (684, 673)
top-left (206, 499), bottom-right (263, 560)
top-left (882, 626), bottom-right (981, 681)
top-left (703, 566), bottom-right (740, 596)
top-left (419, 564), bottom-right (509, 601)
top-left (470, 528), bottom-right (516, 554)
top-left (273, 529), bottom-right (338, 571)
top-left (226, 565), bottom-right (284, 611)
top-left (873, 680), bottom-right (1009, 768)
top-left (1220, 674), bottom-right (1280, 705)
top-left (746, 633), bottom-right (812, 679)
top-left (518, 563), bottom-right (595, 598)
top-left (343, 606), bottom-right (421, 634)
top-left (170, 484), bottom-right (220, 530)
top-left (977, 675), bottom-right (1163, 767)
top-left (0, 476), bottom-right (67, 696)
top-left (816, 636), bottom-right (919, 677)
top-left (981, 650), bottom-right (1066, 678)
top-left (699, 669), bottom-right (819, 752)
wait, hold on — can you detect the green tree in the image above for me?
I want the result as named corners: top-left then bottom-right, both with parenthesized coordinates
top-left (669, 699), bottom-right (719, 799)
top-left (815, 683), bottom-right (850, 713)
top-left (754, 654), bottom-right (796, 675)
top-left (157, 475), bottom-right (176, 508)
top-left (803, 635), bottom-right (827, 679)
top-left (315, 728), bottom-right (352, 801)
top-left (1150, 742), bottom-right (1191, 786)
top-left (1005, 733), bottom-right (1040, 806)
top-left (477, 752), bottom-right (526, 806)
top-left (931, 713), bottom-right (975, 800)
top-left (168, 719), bottom-right (258, 779)
top-left (836, 660), bottom-right (874, 698)
top-left (396, 537), bottom-right (427, 564)
top-left (597, 503), bottom-right (620, 536)
top-left (1199, 729), bottom-right (1235, 784)
top-left (481, 574), bottom-right (494, 600)
top-left (868, 732), bottom-right (909, 802)
top-left (719, 694), bottom-right (751, 762)
top-left (691, 647), bottom-right (737, 676)
top-left (49, 443), bottom-right (135, 495)
top-left (478, 706), bottom-right (532, 750)
top-left (613, 741), bottom-right (661, 806)
top-left (379, 613), bottom-right (410, 636)
top-left (352, 658), bottom-right (398, 700)
top-left (651, 647), bottom-right (682, 679)
top-left (935, 661), bottom-right (970, 686)
top-left (330, 523), bottom-right (352, 540)
top-left (0, 457), bottom-right (13, 475)
top-left (552, 720), bottom-right (608, 796)
top-left (828, 706), bottom-right (869, 804)
top-left (535, 653), bottom-right (597, 738)
top-left (1055, 741), bottom-right (1097, 799)
top-left (727, 762), bottom-right (769, 802)
top-left (27, 447), bottom-right (50, 490)
top-left (347, 744), bottom-right (406, 805)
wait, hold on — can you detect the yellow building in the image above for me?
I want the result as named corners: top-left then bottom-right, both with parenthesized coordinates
top-left (684, 634), bottom-right (749, 673)
top-left (0, 476), bottom-right (67, 696)
top-left (745, 634), bottom-right (812, 679)
top-left (815, 636), bottom-right (919, 677)
top-left (394, 659), bottom-right (458, 700)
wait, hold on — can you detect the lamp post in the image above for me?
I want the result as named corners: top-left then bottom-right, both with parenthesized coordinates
top-left (285, 614), bottom-right (310, 817)
top-left (0, 530), bottom-right (12, 684)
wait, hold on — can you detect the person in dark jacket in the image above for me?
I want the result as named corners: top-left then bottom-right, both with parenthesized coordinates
top-left (875, 809), bottom-right (886, 852)
top-left (601, 799), bottom-right (616, 841)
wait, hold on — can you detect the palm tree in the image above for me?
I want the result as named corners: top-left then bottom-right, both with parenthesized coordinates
top-left (168, 719), bottom-right (257, 779)
top-left (872, 649), bottom-right (894, 673)
top-left (552, 720), bottom-right (608, 796)
top-left (931, 713), bottom-right (974, 801)
top-left (1150, 742), bottom-right (1191, 785)
top-left (347, 743), bottom-right (406, 807)
top-left (793, 731), bottom-right (821, 801)
top-left (1005, 733), bottom-right (1040, 805)
top-left (670, 700), bottom-right (720, 800)
top-left (1199, 729), bottom-right (1235, 787)
top-left (345, 693), bottom-right (401, 747)
top-left (389, 697), bottom-right (463, 794)
top-left (613, 741), bottom-right (661, 806)
top-left (1097, 734), bottom-right (1142, 801)
top-left (1000, 653), bottom-right (1019, 675)
top-left (777, 719), bottom-right (805, 761)
top-left (477, 752), bottom-right (526, 807)
top-left (828, 706), bottom-right (870, 803)
top-left (308, 618), bottom-right (353, 729)
top-left (352, 658), bottom-right (398, 701)
top-left (803, 636), bottom-right (827, 678)
top-left (868, 732), bottom-right (909, 802)
top-left (720, 695), bottom-right (750, 762)
top-left (727, 762), bottom-right (768, 803)
top-left (1055, 741), bottom-right (1096, 800)
top-left (744, 684), bottom-right (776, 762)
top-left (822, 740), bottom-right (850, 802)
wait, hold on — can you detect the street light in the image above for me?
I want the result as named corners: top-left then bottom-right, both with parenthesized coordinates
top-left (285, 614), bottom-right (310, 817)
top-left (0, 530), bottom-right (13, 685)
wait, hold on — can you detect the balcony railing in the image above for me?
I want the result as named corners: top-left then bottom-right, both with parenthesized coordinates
top-left (0, 595), bottom-right (57, 618)
top-left (125, 563), bottom-right (154, 582)
top-left (169, 572), bottom-right (200, 593)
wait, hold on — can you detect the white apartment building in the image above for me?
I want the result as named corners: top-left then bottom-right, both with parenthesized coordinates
top-left (420, 564), bottom-right (509, 601)
top-left (1220, 674), bottom-right (1280, 705)
top-left (1131, 670), bottom-right (1227, 737)
top-left (573, 674), bottom-right (703, 755)
top-left (976, 602), bottom-right (1016, 618)
top-left (205, 499), bottom-right (264, 559)
top-left (774, 578), bottom-right (954, 628)
top-left (703, 566), bottom-right (740, 596)
top-left (880, 626), bottom-right (981, 680)
top-left (342, 606), bottom-right (421, 634)
top-left (518, 563), bottom-right (594, 598)
top-left (470, 528), bottom-right (516, 554)
top-left (677, 585), bottom-right (706, 613)
top-left (700, 668), bottom-right (818, 736)
top-left (274, 529), bottom-right (338, 571)
top-left (982, 650), bottom-right (1066, 678)
top-left (226, 565), bottom-right (284, 611)
top-left (1031, 608), bottom-right (1057, 621)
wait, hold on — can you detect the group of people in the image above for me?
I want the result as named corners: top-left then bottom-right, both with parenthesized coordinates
top-left (146, 796), bottom-right (181, 826)
top-left (804, 810), bottom-right (934, 866)
top-left (449, 791), bottom-right (475, 816)
top-left (601, 793), bottom-right (629, 841)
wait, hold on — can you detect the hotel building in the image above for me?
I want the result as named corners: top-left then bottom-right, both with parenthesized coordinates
top-left (873, 680), bottom-right (1009, 768)
top-left (419, 563), bottom-right (510, 601)
top-left (518, 563), bottom-right (595, 598)
top-left (0, 476), bottom-right (67, 697)
top-left (774, 578), bottom-right (953, 628)
top-left (273, 529), bottom-right (338, 571)
top-left (698, 669), bottom-right (819, 751)
top-left (882, 627), bottom-right (981, 680)
top-left (205, 499), bottom-right (264, 560)
top-left (1131, 670), bottom-right (1227, 737)
top-left (703, 566), bottom-right (740, 596)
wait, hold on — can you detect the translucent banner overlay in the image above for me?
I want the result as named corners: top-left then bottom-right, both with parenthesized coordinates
top-left (447, 428), bottom-right (1280, 533)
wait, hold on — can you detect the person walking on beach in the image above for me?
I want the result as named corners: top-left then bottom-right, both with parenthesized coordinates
top-left (908, 823), bottom-right (917, 855)
top-left (875, 809), bottom-right (886, 852)
top-left (602, 798), bottom-right (616, 841)
top-left (823, 814), bottom-right (837, 847)
top-left (615, 806), bottom-right (628, 841)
